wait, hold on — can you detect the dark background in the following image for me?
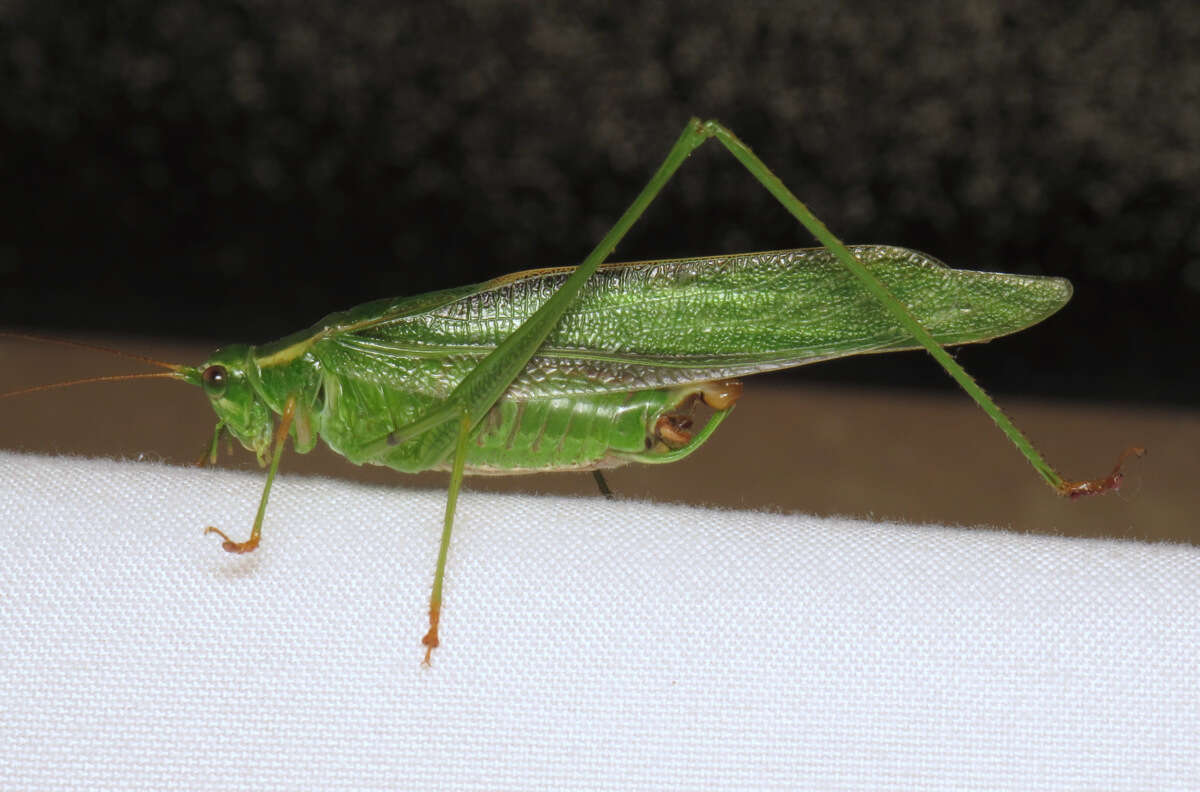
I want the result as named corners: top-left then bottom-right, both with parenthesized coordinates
top-left (1, 0), bottom-right (1197, 406)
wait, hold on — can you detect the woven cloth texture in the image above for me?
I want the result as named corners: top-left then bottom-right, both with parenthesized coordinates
top-left (2, 452), bottom-right (1197, 790)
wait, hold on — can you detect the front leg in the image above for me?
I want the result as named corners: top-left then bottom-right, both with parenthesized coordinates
top-left (204, 396), bottom-right (296, 554)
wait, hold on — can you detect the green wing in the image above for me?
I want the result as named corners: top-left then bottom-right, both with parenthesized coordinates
top-left (311, 246), bottom-right (1070, 400)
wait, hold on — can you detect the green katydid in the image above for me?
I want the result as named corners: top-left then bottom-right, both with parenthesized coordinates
top-left (3, 119), bottom-right (1140, 664)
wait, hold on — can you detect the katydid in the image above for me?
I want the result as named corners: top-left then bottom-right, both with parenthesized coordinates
top-left (2, 119), bottom-right (1140, 664)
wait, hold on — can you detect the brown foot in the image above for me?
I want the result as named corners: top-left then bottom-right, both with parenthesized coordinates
top-left (203, 526), bottom-right (260, 554)
top-left (421, 607), bottom-right (441, 666)
top-left (1058, 446), bottom-right (1146, 499)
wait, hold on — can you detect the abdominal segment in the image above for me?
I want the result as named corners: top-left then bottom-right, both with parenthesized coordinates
top-left (460, 379), bottom-right (743, 474)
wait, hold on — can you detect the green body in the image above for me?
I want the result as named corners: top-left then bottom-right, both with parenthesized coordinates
top-left (199, 246), bottom-right (1070, 475)
top-left (166, 119), bottom-right (1118, 663)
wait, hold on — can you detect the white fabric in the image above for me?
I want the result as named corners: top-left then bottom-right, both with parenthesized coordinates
top-left (1, 451), bottom-right (1197, 790)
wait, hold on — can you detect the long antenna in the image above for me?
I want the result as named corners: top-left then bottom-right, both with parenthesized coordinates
top-left (0, 372), bottom-right (183, 400)
top-left (0, 332), bottom-right (184, 372)
top-left (0, 332), bottom-right (198, 399)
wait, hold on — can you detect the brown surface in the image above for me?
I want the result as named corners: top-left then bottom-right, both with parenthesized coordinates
top-left (1, 335), bottom-right (1194, 544)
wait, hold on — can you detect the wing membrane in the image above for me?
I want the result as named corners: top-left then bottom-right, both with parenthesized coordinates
top-left (312, 246), bottom-right (1071, 400)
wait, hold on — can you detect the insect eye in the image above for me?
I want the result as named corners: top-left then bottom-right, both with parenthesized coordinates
top-left (202, 365), bottom-right (228, 397)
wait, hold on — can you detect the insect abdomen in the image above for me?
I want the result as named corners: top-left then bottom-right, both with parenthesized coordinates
top-left (462, 390), bottom-right (679, 473)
